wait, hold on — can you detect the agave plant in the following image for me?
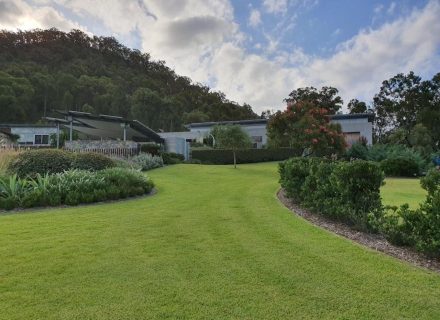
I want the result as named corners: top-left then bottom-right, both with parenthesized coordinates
top-left (0, 174), bottom-right (31, 199)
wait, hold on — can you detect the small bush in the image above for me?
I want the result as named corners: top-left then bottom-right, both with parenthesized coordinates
top-left (380, 157), bottom-right (419, 177)
top-left (140, 143), bottom-right (161, 155)
top-left (161, 152), bottom-right (184, 165)
top-left (72, 152), bottom-right (115, 171)
top-left (8, 149), bottom-right (74, 178)
top-left (193, 148), bottom-right (301, 165)
top-left (131, 153), bottom-right (164, 171)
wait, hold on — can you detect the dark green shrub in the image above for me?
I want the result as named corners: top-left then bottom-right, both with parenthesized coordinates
top-left (279, 158), bottom-right (384, 230)
top-left (345, 142), bottom-right (368, 160)
top-left (193, 148), bottom-right (301, 165)
top-left (8, 149), bottom-right (74, 178)
top-left (279, 158), bottom-right (313, 202)
top-left (380, 157), bottom-right (419, 177)
top-left (140, 143), bottom-right (161, 155)
top-left (161, 152), bottom-right (185, 165)
top-left (72, 152), bottom-right (115, 171)
top-left (420, 169), bottom-right (440, 195)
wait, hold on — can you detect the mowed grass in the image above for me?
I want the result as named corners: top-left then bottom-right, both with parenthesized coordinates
top-left (382, 178), bottom-right (427, 208)
top-left (1, 163), bottom-right (440, 319)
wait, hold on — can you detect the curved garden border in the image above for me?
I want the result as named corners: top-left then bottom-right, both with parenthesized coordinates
top-left (0, 189), bottom-right (157, 216)
top-left (277, 188), bottom-right (440, 273)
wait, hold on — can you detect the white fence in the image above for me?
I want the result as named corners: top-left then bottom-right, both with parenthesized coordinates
top-left (63, 146), bottom-right (139, 158)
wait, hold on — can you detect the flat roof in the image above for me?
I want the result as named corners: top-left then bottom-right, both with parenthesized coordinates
top-left (330, 113), bottom-right (375, 122)
top-left (187, 113), bottom-right (374, 128)
top-left (0, 124), bottom-right (56, 128)
top-left (44, 111), bottom-right (164, 143)
top-left (188, 119), bottom-right (267, 128)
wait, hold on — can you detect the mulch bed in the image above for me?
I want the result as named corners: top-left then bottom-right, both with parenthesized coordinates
top-left (277, 188), bottom-right (440, 273)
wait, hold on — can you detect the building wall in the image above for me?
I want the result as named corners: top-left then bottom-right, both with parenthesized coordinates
top-left (330, 118), bottom-right (373, 145)
top-left (190, 123), bottom-right (268, 148)
top-left (0, 132), bottom-right (12, 146)
top-left (10, 127), bottom-right (57, 146)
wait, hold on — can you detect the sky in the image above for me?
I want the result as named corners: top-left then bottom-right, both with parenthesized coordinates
top-left (1, 0), bottom-right (440, 114)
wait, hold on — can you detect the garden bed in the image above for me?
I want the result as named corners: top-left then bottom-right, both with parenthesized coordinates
top-left (0, 188), bottom-right (157, 215)
top-left (277, 188), bottom-right (440, 273)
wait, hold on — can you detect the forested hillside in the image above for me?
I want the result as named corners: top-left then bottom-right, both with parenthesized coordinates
top-left (0, 29), bottom-right (257, 131)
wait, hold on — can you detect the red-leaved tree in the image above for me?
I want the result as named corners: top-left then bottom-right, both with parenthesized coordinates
top-left (267, 101), bottom-right (346, 156)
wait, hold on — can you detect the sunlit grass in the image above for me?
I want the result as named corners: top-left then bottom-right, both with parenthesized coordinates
top-left (0, 163), bottom-right (439, 319)
top-left (381, 178), bottom-right (427, 209)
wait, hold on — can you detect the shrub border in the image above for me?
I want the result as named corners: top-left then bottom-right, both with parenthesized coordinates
top-left (277, 188), bottom-right (440, 273)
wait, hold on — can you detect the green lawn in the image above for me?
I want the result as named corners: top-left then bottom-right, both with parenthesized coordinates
top-left (382, 178), bottom-right (427, 208)
top-left (1, 163), bottom-right (439, 319)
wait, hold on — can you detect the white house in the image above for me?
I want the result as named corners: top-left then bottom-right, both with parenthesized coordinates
top-left (0, 124), bottom-right (57, 146)
top-left (186, 113), bottom-right (374, 148)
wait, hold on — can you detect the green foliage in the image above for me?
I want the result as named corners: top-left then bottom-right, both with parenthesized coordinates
top-left (131, 153), bottom-right (164, 171)
top-left (211, 125), bottom-right (252, 150)
top-left (71, 152), bottom-right (115, 171)
top-left (0, 29), bottom-right (257, 130)
top-left (285, 86), bottom-right (343, 114)
top-left (161, 152), bottom-right (185, 165)
top-left (421, 169), bottom-right (440, 194)
top-left (8, 149), bottom-right (115, 177)
top-left (345, 142), bottom-right (369, 160)
top-left (380, 158), bottom-right (420, 177)
top-left (367, 144), bottom-right (427, 175)
top-left (193, 148), bottom-right (301, 165)
top-left (140, 143), bottom-right (161, 155)
top-left (347, 99), bottom-right (368, 114)
top-left (0, 168), bottom-right (154, 210)
top-left (8, 149), bottom-right (74, 178)
top-left (280, 158), bottom-right (384, 230)
top-left (267, 101), bottom-right (346, 156)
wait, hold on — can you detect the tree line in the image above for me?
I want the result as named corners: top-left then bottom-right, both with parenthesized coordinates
top-left (0, 29), bottom-right (257, 131)
top-left (267, 71), bottom-right (440, 155)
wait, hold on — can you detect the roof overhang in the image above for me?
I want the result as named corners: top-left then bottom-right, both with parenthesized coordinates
top-left (44, 111), bottom-right (164, 143)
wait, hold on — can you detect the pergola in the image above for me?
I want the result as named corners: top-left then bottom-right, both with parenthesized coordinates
top-left (44, 111), bottom-right (163, 147)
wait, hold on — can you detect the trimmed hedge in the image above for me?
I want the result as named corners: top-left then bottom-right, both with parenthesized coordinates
top-left (280, 158), bottom-right (384, 230)
top-left (192, 148), bottom-right (301, 164)
top-left (380, 157), bottom-right (419, 177)
top-left (8, 149), bottom-right (115, 177)
top-left (9, 149), bottom-right (74, 178)
top-left (71, 152), bottom-right (115, 171)
top-left (161, 152), bottom-right (184, 165)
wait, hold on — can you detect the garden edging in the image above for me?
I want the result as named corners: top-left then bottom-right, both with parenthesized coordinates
top-left (277, 188), bottom-right (440, 273)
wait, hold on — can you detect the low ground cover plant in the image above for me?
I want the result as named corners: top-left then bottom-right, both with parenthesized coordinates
top-left (280, 157), bottom-right (440, 256)
top-left (0, 168), bottom-right (154, 210)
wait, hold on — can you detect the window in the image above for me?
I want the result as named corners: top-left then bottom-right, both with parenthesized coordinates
top-left (34, 134), bottom-right (49, 145)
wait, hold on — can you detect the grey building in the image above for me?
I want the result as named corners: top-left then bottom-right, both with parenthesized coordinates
top-left (187, 113), bottom-right (374, 148)
top-left (187, 119), bottom-right (269, 148)
top-left (0, 124), bottom-right (57, 146)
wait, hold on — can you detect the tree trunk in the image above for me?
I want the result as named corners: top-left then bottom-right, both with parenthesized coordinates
top-left (233, 151), bottom-right (237, 169)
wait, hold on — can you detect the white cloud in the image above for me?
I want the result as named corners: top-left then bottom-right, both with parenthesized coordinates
top-left (248, 9), bottom-right (262, 28)
top-left (1, 0), bottom-right (439, 114)
top-left (0, 0), bottom-right (84, 31)
top-left (263, 0), bottom-right (288, 14)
